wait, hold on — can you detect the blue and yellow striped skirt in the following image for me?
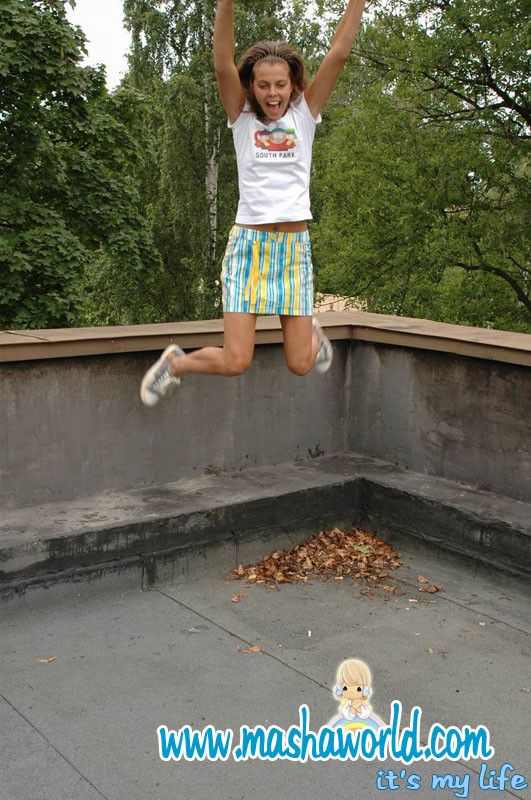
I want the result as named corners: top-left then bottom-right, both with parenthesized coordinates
top-left (221, 225), bottom-right (314, 316)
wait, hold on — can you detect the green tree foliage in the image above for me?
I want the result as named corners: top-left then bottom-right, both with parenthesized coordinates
top-left (5, 0), bottom-right (526, 332)
top-left (0, 0), bottom-right (162, 329)
top-left (312, 0), bottom-right (531, 331)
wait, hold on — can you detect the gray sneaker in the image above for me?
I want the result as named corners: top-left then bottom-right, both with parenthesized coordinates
top-left (312, 318), bottom-right (333, 373)
top-left (140, 344), bottom-right (184, 407)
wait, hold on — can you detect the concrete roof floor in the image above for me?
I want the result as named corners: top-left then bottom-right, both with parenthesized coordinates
top-left (0, 534), bottom-right (530, 800)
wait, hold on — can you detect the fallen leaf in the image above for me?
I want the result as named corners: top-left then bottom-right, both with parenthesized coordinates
top-left (479, 622), bottom-right (486, 626)
top-left (236, 564), bottom-right (244, 576)
top-left (427, 648), bottom-right (434, 655)
top-left (417, 575), bottom-right (429, 584)
top-left (231, 593), bottom-right (246, 603)
top-left (409, 597), bottom-right (419, 603)
top-left (237, 644), bottom-right (261, 654)
top-left (37, 655), bottom-right (57, 664)
top-left (433, 583), bottom-right (445, 591)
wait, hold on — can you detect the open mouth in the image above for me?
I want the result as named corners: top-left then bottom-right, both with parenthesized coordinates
top-left (266, 101), bottom-right (282, 113)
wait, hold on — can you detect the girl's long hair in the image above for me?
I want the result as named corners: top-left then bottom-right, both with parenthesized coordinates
top-left (237, 41), bottom-right (307, 123)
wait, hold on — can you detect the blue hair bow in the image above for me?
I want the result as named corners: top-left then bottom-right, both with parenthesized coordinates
top-left (334, 684), bottom-right (343, 696)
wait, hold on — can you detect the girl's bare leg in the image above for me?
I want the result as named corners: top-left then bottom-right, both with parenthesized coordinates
top-left (171, 312), bottom-right (257, 377)
top-left (280, 315), bottom-right (319, 376)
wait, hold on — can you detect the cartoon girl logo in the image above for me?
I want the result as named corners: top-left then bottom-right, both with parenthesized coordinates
top-left (328, 659), bottom-right (386, 733)
top-left (254, 128), bottom-right (296, 151)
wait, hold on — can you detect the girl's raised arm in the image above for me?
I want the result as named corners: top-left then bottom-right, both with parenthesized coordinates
top-left (305, 0), bottom-right (368, 119)
top-left (214, 0), bottom-right (244, 124)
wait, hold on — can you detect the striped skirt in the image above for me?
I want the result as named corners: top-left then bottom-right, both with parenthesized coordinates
top-left (221, 225), bottom-right (314, 316)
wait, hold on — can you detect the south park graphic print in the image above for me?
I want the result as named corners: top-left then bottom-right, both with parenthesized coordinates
top-left (254, 126), bottom-right (298, 159)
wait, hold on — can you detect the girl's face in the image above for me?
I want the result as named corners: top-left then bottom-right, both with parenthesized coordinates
top-left (251, 61), bottom-right (293, 122)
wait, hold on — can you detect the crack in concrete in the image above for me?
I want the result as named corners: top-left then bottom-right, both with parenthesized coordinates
top-left (4, 330), bottom-right (51, 342)
top-left (154, 587), bottom-right (329, 693)
top-left (391, 574), bottom-right (531, 637)
top-left (0, 692), bottom-right (112, 800)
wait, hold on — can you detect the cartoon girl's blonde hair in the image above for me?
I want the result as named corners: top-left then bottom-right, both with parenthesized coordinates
top-left (335, 659), bottom-right (373, 708)
top-left (336, 659), bottom-right (372, 689)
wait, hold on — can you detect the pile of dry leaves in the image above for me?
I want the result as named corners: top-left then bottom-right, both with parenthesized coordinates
top-left (231, 526), bottom-right (405, 595)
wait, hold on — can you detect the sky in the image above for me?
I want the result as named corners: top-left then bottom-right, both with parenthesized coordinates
top-left (65, 0), bottom-right (131, 90)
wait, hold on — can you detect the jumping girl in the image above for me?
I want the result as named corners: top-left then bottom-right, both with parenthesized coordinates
top-left (141, 0), bottom-right (368, 407)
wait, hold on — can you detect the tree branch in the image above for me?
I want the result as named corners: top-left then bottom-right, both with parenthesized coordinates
top-left (455, 248), bottom-right (531, 312)
top-left (508, 255), bottom-right (531, 277)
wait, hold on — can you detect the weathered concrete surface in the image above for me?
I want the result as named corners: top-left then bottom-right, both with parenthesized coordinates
top-left (349, 343), bottom-right (531, 503)
top-left (0, 537), bottom-right (529, 800)
top-left (0, 456), bottom-right (361, 591)
top-left (1, 456), bottom-right (530, 593)
top-left (2, 334), bottom-right (530, 514)
top-left (0, 344), bottom-right (349, 510)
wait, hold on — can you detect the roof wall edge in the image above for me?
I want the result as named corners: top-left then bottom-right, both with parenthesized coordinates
top-left (1, 312), bottom-right (529, 367)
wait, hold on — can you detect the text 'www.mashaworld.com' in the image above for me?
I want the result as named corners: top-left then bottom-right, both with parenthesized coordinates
top-left (157, 701), bottom-right (493, 764)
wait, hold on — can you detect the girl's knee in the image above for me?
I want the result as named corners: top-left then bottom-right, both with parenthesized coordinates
top-left (225, 353), bottom-right (253, 377)
top-left (286, 355), bottom-right (313, 376)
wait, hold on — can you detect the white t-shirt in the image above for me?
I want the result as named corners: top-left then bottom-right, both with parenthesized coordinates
top-left (228, 93), bottom-right (321, 225)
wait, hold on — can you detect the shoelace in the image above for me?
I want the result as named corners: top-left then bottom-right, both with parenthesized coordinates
top-left (152, 364), bottom-right (175, 392)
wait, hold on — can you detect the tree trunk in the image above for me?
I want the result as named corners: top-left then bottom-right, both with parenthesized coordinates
top-left (204, 97), bottom-right (220, 272)
top-left (203, 7), bottom-right (220, 284)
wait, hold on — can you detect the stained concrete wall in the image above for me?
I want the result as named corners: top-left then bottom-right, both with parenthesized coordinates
top-left (349, 343), bottom-right (531, 503)
top-left (1, 343), bottom-right (349, 509)
top-left (1, 329), bottom-right (530, 510)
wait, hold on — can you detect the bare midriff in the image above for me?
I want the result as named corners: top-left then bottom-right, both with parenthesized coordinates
top-left (236, 220), bottom-right (308, 232)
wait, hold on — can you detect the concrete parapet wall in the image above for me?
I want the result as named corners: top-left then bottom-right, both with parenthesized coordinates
top-left (1, 312), bottom-right (529, 510)
top-left (349, 343), bottom-right (531, 503)
top-left (1, 345), bottom-right (348, 509)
